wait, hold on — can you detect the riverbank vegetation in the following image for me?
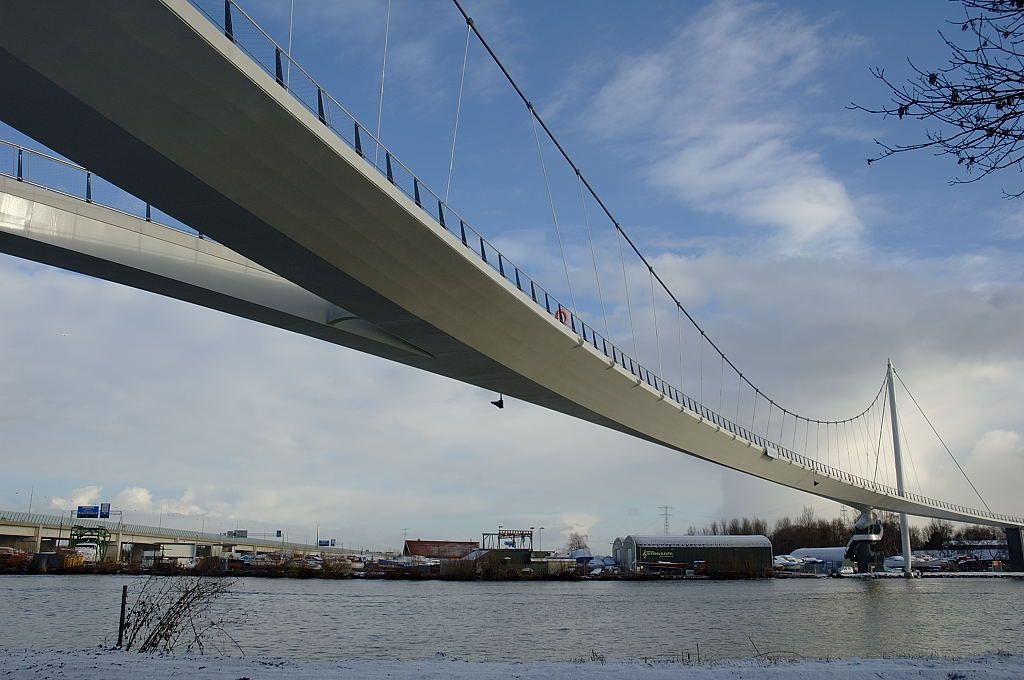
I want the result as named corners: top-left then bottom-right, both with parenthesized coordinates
top-left (687, 507), bottom-right (1002, 555)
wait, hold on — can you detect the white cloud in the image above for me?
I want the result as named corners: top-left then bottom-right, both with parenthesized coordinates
top-left (582, 1), bottom-right (864, 255)
top-left (113, 487), bottom-right (153, 511)
top-left (49, 485), bottom-right (100, 510)
top-left (0, 257), bottom-right (744, 550)
top-left (959, 430), bottom-right (1024, 511)
top-left (3, 2), bottom-right (1023, 553)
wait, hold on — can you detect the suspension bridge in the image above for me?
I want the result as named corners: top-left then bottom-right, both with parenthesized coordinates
top-left (0, 0), bottom-right (1021, 572)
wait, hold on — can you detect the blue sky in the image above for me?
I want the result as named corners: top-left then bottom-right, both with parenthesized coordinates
top-left (2, 0), bottom-right (1023, 552)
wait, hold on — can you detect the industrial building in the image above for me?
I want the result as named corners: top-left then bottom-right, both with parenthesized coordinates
top-left (614, 535), bottom-right (773, 578)
top-left (402, 540), bottom-right (479, 559)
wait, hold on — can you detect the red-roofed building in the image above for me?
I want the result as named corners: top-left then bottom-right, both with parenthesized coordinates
top-left (403, 540), bottom-right (479, 559)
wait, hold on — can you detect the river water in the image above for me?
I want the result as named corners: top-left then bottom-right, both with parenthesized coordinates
top-left (1, 575), bottom-right (1021, 661)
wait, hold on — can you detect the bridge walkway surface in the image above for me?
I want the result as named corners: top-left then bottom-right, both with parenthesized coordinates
top-left (0, 1), bottom-right (1020, 528)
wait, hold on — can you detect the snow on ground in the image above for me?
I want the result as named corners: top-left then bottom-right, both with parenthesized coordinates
top-left (2, 649), bottom-right (1024, 679)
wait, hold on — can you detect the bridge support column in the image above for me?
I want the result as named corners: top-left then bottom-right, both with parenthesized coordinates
top-left (854, 542), bottom-right (872, 574)
top-left (887, 360), bottom-right (913, 577)
top-left (33, 525), bottom-right (42, 553)
top-left (1007, 527), bottom-right (1024, 572)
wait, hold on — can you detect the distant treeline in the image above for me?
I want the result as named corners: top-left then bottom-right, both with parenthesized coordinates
top-left (687, 507), bottom-right (1003, 556)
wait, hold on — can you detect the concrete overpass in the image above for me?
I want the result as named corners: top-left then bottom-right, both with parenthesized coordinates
top-left (0, 509), bottom-right (346, 560)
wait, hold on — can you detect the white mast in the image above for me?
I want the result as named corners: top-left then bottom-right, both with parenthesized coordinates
top-left (887, 359), bottom-right (913, 577)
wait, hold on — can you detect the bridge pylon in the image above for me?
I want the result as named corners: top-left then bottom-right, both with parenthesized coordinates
top-left (1007, 527), bottom-right (1024, 572)
top-left (887, 360), bottom-right (913, 577)
top-left (845, 509), bottom-right (884, 573)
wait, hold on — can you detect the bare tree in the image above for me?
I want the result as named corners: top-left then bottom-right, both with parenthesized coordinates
top-left (122, 576), bottom-right (241, 655)
top-left (854, 0), bottom-right (1024, 195)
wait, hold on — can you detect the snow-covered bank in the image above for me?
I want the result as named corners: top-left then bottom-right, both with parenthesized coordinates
top-left (3, 649), bottom-right (1023, 679)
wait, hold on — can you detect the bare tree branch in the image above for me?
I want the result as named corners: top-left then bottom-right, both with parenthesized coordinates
top-left (851, 0), bottom-right (1024, 197)
top-left (122, 576), bottom-right (240, 655)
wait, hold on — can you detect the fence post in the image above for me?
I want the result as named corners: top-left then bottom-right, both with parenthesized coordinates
top-left (317, 88), bottom-right (326, 124)
top-left (413, 178), bottom-right (421, 207)
top-left (275, 48), bottom-right (284, 87)
top-left (16, 149), bottom-right (23, 181)
top-left (116, 584), bottom-right (128, 647)
top-left (145, 203), bottom-right (152, 222)
top-left (385, 153), bottom-right (394, 183)
top-left (224, 0), bottom-right (234, 43)
top-left (437, 200), bottom-right (446, 229)
top-left (85, 173), bottom-right (92, 203)
top-left (354, 123), bottom-right (363, 157)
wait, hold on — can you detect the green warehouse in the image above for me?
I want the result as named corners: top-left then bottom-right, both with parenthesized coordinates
top-left (613, 534), bottom-right (772, 578)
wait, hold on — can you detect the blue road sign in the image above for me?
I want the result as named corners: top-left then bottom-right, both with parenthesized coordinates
top-left (76, 505), bottom-right (99, 518)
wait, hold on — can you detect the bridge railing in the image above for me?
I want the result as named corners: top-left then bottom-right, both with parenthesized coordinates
top-left (190, 0), bottom-right (759, 428)
top-left (63, 0), bottom-right (1017, 527)
top-left (2, 138), bottom-right (1017, 525)
top-left (0, 140), bottom-right (200, 238)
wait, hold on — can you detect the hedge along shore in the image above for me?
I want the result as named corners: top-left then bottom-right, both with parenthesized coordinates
top-left (3, 649), bottom-right (1024, 679)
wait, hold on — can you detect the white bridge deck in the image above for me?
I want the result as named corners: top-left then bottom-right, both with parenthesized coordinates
top-left (0, 0), bottom-right (1019, 528)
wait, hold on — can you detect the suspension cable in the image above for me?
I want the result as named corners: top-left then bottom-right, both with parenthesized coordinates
top-left (803, 417), bottom-right (810, 458)
top-left (448, 0), bottom-right (886, 426)
top-left (894, 398), bottom-right (923, 496)
top-left (735, 370), bottom-right (742, 423)
top-left (699, 333), bottom-right (704, 403)
top-left (285, 0), bottom-right (295, 87)
top-left (843, 420), bottom-right (854, 477)
top-left (873, 391), bottom-right (887, 483)
top-left (577, 172), bottom-right (609, 339)
top-left (616, 228), bottom-right (638, 359)
top-left (529, 111), bottom-right (576, 314)
top-left (719, 354), bottom-right (725, 414)
top-left (860, 410), bottom-right (872, 479)
top-left (825, 421), bottom-right (831, 468)
top-left (445, 21), bottom-right (472, 202)
top-left (855, 410), bottom-right (866, 476)
top-left (791, 413), bottom-right (798, 452)
top-left (649, 267), bottom-right (664, 378)
top-left (849, 419), bottom-right (864, 478)
top-left (373, 0), bottom-right (392, 166)
top-left (893, 368), bottom-right (992, 513)
top-left (679, 306), bottom-right (686, 392)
